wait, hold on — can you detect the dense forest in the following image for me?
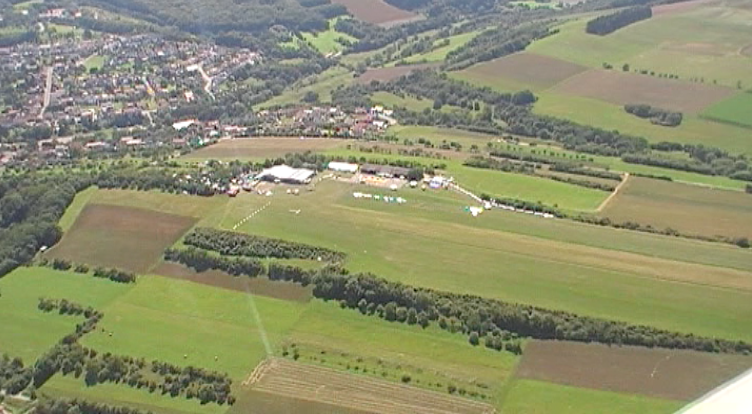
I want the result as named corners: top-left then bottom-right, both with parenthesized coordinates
top-left (586, 6), bottom-right (652, 35)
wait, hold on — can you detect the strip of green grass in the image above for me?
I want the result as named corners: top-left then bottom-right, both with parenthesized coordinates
top-left (0, 267), bottom-right (134, 362)
top-left (302, 17), bottom-right (357, 55)
top-left (501, 380), bottom-right (685, 414)
top-left (702, 91), bottom-right (752, 129)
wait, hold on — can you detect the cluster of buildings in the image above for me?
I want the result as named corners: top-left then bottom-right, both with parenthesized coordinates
top-left (253, 105), bottom-right (396, 138)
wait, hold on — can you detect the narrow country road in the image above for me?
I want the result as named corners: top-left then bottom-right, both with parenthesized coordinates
top-left (197, 64), bottom-right (215, 100)
top-left (596, 172), bottom-right (630, 212)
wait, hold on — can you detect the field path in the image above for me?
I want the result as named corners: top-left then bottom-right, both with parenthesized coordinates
top-left (596, 172), bottom-right (629, 212)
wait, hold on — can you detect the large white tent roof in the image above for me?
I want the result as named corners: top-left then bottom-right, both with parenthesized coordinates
top-left (257, 164), bottom-right (315, 182)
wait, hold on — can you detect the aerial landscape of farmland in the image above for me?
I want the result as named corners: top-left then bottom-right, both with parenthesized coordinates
top-left (0, 0), bottom-right (750, 413)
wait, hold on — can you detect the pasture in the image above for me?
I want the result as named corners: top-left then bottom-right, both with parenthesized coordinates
top-left (247, 358), bottom-right (495, 414)
top-left (331, 0), bottom-right (420, 26)
top-left (501, 380), bottom-right (685, 414)
top-left (601, 177), bottom-right (752, 239)
top-left (371, 91), bottom-right (433, 111)
top-left (454, 53), bottom-right (587, 92)
top-left (45, 204), bottom-right (196, 273)
top-left (702, 91), bottom-right (752, 128)
top-left (533, 92), bottom-right (752, 155)
top-left (83, 55), bottom-right (106, 71)
top-left (550, 69), bottom-right (733, 114)
top-left (219, 180), bottom-right (752, 342)
top-left (183, 137), bottom-right (348, 161)
top-left (516, 340), bottom-right (752, 400)
top-left (257, 66), bottom-right (355, 109)
top-left (0, 267), bottom-right (133, 362)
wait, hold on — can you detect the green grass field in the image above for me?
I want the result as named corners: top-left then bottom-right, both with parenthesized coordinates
top-left (371, 91), bottom-right (433, 111)
top-left (302, 17), bottom-right (357, 55)
top-left (601, 177), bottom-right (752, 239)
top-left (534, 91), bottom-right (752, 155)
top-left (83, 55), bottom-right (106, 71)
top-left (217, 181), bottom-right (752, 342)
top-left (0, 267), bottom-right (134, 362)
top-left (702, 91), bottom-right (752, 129)
top-left (501, 380), bottom-right (684, 414)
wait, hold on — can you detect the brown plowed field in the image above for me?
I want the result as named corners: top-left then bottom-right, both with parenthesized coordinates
top-left (249, 358), bottom-right (495, 414)
top-left (332, 0), bottom-right (419, 26)
top-left (46, 204), bottom-right (195, 273)
top-left (154, 262), bottom-right (312, 302)
top-left (182, 137), bottom-right (347, 160)
top-left (741, 44), bottom-right (752, 57)
top-left (464, 53), bottom-right (587, 88)
top-left (516, 340), bottom-right (752, 401)
top-left (357, 63), bottom-right (438, 84)
top-left (652, 0), bottom-right (711, 15)
top-left (552, 69), bottom-right (734, 113)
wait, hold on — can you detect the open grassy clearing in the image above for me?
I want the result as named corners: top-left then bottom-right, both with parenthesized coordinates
top-left (0, 267), bottom-right (134, 362)
top-left (550, 69), bottom-right (734, 114)
top-left (83, 54), bottom-right (106, 71)
top-left (302, 17), bottom-right (357, 55)
top-left (86, 188), bottom-right (229, 218)
top-left (258, 66), bottom-right (355, 109)
top-left (453, 52), bottom-right (588, 92)
top-left (517, 340), bottom-right (752, 401)
top-left (46, 204), bottom-right (196, 273)
top-left (501, 379), bottom-right (685, 414)
top-left (183, 137), bottom-right (349, 161)
top-left (219, 181), bottom-right (752, 342)
top-left (12, 0), bottom-right (43, 10)
top-left (403, 30), bottom-right (484, 63)
top-left (534, 91), bottom-right (752, 155)
top-left (601, 177), bottom-right (752, 239)
top-left (388, 125), bottom-right (497, 149)
top-left (58, 186), bottom-right (96, 231)
top-left (41, 375), bottom-right (228, 414)
top-left (80, 275), bottom-right (307, 381)
top-left (248, 358), bottom-right (495, 414)
top-left (702, 91), bottom-right (752, 128)
top-left (331, 0), bottom-right (420, 26)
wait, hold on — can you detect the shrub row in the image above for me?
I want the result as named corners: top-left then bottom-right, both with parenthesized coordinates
top-left (163, 247), bottom-right (264, 277)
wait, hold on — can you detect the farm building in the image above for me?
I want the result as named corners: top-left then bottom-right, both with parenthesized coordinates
top-left (256, 164), bottom-right (315, 184)
top-left (361, 164), bottom-right (411, 178)
top-left (328, 161), bottom-right (359, 173)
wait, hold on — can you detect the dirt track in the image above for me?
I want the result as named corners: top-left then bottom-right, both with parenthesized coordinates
top-left (516, 340), bottom-right (752, 401)
top-left (250, 358), bottom-right (495, 414)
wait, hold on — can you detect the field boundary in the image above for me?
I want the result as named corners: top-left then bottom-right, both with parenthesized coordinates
top-left (596, 173), bottom-right (629, 212)
top-left (233, 201), bottom-right (272, 230)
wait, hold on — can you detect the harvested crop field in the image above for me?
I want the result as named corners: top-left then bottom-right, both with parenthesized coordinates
top-left (248, 358), bottom-right (495, 414)
top-left (183, 137), bottom-right (347, 160)
top-left (357, 63), bottom-right (438, 84)
top-left (230, 389), bottom-right (371, 414)
top-left (551, 69), bottom-right (735, 114)
top-left (153, 262), bottom-right (313, 302)
top-left (516, 340), bottom-right (752, 401)
top-left (742, 43), bottom-right (752, 57)
top-left (461, 53), bottom-right (587, 89)
top-left (331, 0), bottom-right (419, 26)
top-left (652, 0), bottom-right (710, 15)
top-left (600, 177), bottom-right (752, 240)
top-left (46, 204), bottom-right (196, 273)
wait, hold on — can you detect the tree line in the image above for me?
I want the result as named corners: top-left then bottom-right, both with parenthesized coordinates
top-left (183, 227), bottom-right (346, 262)
top-left (35, 397), bottom-right (154, 414)
top-left (624, 104), bottom-right (683, 127)
top-left (586, 6), bottom-right (652, 35)
top-left (40, 258), bottom-right (137, 283)
top-left (164, 247), bottom-right (265, 277)
top-left (251, 263), bottom-right (752, 355)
